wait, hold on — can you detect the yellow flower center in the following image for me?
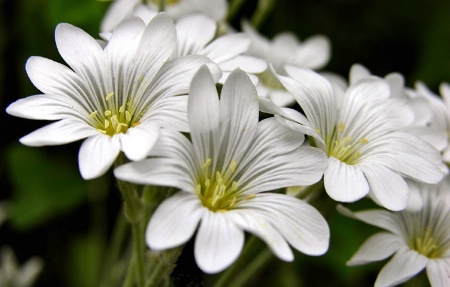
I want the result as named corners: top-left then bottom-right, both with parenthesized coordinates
top-left (258, 69), bottom-right (285, 91)
top-left (88, 92), bottom-right (141, 136)
top-left (196, 159), bottom-right (249, 212)
top-left (326, 122), bottom-right (368, 165)
top-left (410, 226), bottom-right (442, 258)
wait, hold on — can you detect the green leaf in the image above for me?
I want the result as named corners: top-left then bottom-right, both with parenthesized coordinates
top-left (6, 144), bottom-right (88, 230)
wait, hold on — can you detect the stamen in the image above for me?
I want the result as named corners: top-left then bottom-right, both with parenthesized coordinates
top-left (245, 194), bottom-right (256, 200)
top-left (337, 122), bottom-right (345, 132)
top-left (229, 160), bottom-right (237, 173)
top-left (196, 159), bottom-right (243, 212)
top-left (125, 111), bottom-right (132, 122)
top-left (359, 138), bottom-right (369, 144)
top-left (202, 158), bottom-right (212, 169)
top-left (105, 92), bottom-right (114, 101)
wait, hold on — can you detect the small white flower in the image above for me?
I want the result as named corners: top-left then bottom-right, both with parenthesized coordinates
top-left (101, 0), bottom-right (228, 33)
top-left (243, 21), bottom-right (331, 107)
top-left (340, 175), bottom-right (450, 287)
top-left (173, 13), bottom-right (267, 83)
top-left (273, 66), bottom-right (444, 211)
top-left (349, 64), bottom-right (448, 153)
top-left (125, 9), bottom-right (267, 84)
top-left (115, 67), bottom-right (329, 273)
top-left (6, 14), bottom-right (221, 180)
top-left (414, 82), bottom-right (450, 163)
top-left (0, 246), bottom-right (43, 287)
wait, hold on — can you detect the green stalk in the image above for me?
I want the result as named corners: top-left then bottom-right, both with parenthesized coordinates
top-left (227, 0), bottom-right (247, 22)
top-left (251, 0), bottom-right (275, 29)
top-left (146, 247), bottom-right (184, 287)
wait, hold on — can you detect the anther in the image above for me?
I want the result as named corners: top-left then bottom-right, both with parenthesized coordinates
top-left (105, 92), bottom-right (114, 101)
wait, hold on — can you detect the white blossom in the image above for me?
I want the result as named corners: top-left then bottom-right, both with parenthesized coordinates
top-left (6, 14), bottom-right (221, 179)
top-left (115, 67), bottom-right (329, 273)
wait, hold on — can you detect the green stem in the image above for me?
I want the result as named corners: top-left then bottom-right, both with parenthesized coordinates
top-left (99, 213), bottom-right (129, 287)
top-left (146, 247), bottom-right (184, 287)
top-left (122, 259), bottom-right (136, 287)
top-left (227, 0), bottom-right (247, 22)
top-left (227, 249), bottom-right (272, 287)
top-left (251, 0), bottom-right (275, 29)
top-left (132, 221), bottom-right (145, 287)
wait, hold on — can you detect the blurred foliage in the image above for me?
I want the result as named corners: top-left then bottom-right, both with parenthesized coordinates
top-left (0, 0), bottom-right (449, 286)
top-left (5, 144), bottom-right (88, 230)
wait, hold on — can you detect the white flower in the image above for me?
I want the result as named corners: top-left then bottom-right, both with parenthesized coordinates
top-left (173, 13), bottom-right (267, 83)
top-left (6, 14), bottom-right (221, 180)
top-left (124, 9), bottom-right (267, 84)
top-left (414, 82), bottom-right (450, 163)
top-left (242, 21), bottom-right (331, 107)
top-left (349, 64), bottom-right (448, 153)
top-left (0, 246), bottom-right (43, 287)
top-left (340, 175), bottom-right (450, 287)
top-left (114, 67), bottom-right (329, 273)
top-left (274, 66), bottom-right (444, 211)
top-left (100, 0), bottom-right (228, 33)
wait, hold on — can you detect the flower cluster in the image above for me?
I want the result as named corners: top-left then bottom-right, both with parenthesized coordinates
top-left (5, 0), bottom-right (449, 286)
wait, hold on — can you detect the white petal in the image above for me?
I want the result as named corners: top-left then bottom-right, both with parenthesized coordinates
top-left (105, 17), bottom-right (145, 67)
top-left (132, 13), bottom-right (177, 96)
top-left (269, 90), bottom-right (296, 107)
top-left (274, 107), bottom-right (325, 146)
top-left (202, 33), bottom-right (250, 64)
top-left (349, 209), bottom-right (403, 235)
top-left (427, 259), bottom-right (450, 287)
top-left (280, 67), bottom-right (337, 139)
top-left (361, 164), bottom-right (409, 211)
top-left (375, 249), bottom-right (428, 287)
top-left (146, 192), bottom-right (204, 250)
top-left (25, 56), bottom-right (89, 104)
top-left (78, 135), bottom-right (121, 179)
top-left (219, 68), bottom-right (259, 166)
top-left (365, 134), bottom-right (444, 184)
top-left (147, 96), bottom-right (189, 132)
top-left (227, 208), bottom-right (294, 261)
top-left (141, 55), bottom-right (221, 109)
top-left (104, 18), bottom-right (146, 98)
top-left (164, 0), bottom-right (227, 21)
top-left (187, 65), bottom-right (220, 164)
top-left (293, 35), bottom-right (331, 69)
top-left (347, 232), bottom-right (402, 265)
top-left (148, 129), bottom-right (197, 173)
top-left (218, 55), bottom-right (267, 74)
top-left (194, 211), bottom-right (244, 273)
top-left (324, 157), bottom-right (369, 202)
top-left (175, 14), bottom-right (216, 57)
top-left (55, 23), bottom-right (112, 98)
top-left (19, 119), bottom-right (97, 146)
top-left (100, 0), bottom-right (140, 32)
top-left (131, 4), bottom-right (158, 25)
top-left (6, 94), bottom-right (86, 120)
top-left (239, 193), bottom-right (330, 256)
top-left (114, 158), bottom-right (194, 192)
top-left (119, 121), bottom-right (160, 161)
top-left (349, 63), bottom-right (372, 84)
top-left (272, 33), bottom-right (299, 59)
top-left (238, 119), bottom-right (327, 192)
